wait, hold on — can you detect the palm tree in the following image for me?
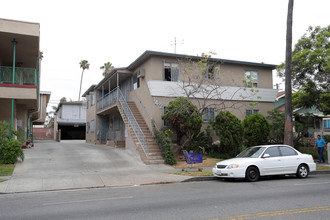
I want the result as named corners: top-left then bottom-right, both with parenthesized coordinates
top-left (100, 62), bottom-right (113, 76)
top-left (284, 0), bottom-right (294, 146)
top-left (78, 60), bottom-right (90, 101)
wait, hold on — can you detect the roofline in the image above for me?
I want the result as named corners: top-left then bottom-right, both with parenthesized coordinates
top-left (93, 50), bottom-right (278, 90)
top-left (82, 84), bottom-right (96, 97)
top-left (94, 67), bottom-right (128, 89)
top-left (127, 50), bottom-right (278, 70)
top-left (55, 101), bottom-right (84, 113)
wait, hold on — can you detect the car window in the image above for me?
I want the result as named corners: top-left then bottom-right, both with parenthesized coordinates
top-left (236, 147), bottom-right (266, 158)
top-left (280, 146), bottom-right (297, 156)
top-left (264, 147), bottom-right (280, 157)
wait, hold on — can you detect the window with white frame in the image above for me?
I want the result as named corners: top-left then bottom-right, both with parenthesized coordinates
top-left (246, 109), bottom-right (259, 116)
top-left (324, 119), bottom-right (330, 128)
top-left (202, 65), bottom-right (220, 80)
top-left (90, 120), bottom-right (95, 133)
top-left (132, 71), bottom-right (140, 90)
top-left (245, 71), bottom-right (258, 88)
top-left (163, 62), bottom-right (180, 81)
top-left (202, 108), bottom-right (216, 122)
top-left (86, 122), bottom-right (90, 133)
top-left (90, 92), bottom-right (95, 106)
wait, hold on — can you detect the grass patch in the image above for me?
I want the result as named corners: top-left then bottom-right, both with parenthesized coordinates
top-left (0, 179), bottom-right (7, 183)
top-left (316, 165), bottom-right (330, 171)
top-left (0, 164), bottom-right (15, 176)
top-left (167, 170), bottom-right (213, 176)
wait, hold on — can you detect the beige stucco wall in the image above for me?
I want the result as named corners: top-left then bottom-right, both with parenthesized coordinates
top-left (16, 104), bottom-right (27, 133)
top-left (128, 55), bottom-right (275, 133)
top-left (139, 56), bottom-right (273, 89)
top-left (0, 18), bottom-right (40, 37)
top-left (0, 99), bottom-right (12, 124)
top-left (86, 101), bottom-right (97, 144)
top-left (0, 86), bottom-right (37, 99)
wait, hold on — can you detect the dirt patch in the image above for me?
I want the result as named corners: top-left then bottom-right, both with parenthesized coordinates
top-left (172, 157), bottom-right (221, 169)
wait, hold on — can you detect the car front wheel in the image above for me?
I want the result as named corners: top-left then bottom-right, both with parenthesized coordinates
top-left (246, 166), bottom-right (259, 182)
top-left (296, 164), bottom-right (309, 178)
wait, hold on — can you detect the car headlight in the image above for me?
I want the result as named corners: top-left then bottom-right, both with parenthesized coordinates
top-left (227, 164), bottom-right (239, 169)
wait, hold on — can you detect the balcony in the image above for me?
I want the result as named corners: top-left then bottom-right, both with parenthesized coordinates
top-left (0, 66), bottom-right (37, 86)
top-left (97, 88), bottom-right (119, 112)
top-left (0, 66), bottom-right (38, 101)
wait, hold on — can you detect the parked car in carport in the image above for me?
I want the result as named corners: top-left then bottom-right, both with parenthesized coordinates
top-left (212, 145), bottom-right (316, 181)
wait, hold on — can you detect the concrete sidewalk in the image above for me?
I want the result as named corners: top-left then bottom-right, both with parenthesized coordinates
top-left (0, 140), bottom-right (189, 193)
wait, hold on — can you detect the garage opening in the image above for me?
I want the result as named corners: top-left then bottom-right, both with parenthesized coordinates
top-left (59, 124), bottom-right (85, 140)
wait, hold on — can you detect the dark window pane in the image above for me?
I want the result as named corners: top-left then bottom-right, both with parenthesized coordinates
top-left (264, 147), bottom-right (280, 157)
top-left (280, 146), bottom-right (297, 156)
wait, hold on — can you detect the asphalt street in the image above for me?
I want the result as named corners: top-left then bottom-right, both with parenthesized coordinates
top-left (1, 173), bottom-right (329, 220)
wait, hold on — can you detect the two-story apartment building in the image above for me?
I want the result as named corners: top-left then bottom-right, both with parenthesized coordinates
top-left (83, 51), bottom-right (278, 164)
top-left (0, 18), bottom-right (46, 141)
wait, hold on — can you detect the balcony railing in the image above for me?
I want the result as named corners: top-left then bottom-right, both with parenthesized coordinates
top-left (0, 66), bottom-right (37, 86)
top-left (97, 88), bottom-right (119, 110)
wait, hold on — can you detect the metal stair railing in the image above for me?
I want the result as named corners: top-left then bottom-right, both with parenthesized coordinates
top-left (117, 89), bottom-right (149, 159)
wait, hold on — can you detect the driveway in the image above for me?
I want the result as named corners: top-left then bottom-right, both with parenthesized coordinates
top-left (0, 140), bottom-right (188, 193)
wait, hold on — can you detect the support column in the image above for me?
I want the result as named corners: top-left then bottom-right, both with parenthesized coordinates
top-left (116, 73), bottom-right (119, 100)
top-left (102, 85), bottom-right (104, 108)
top-left (108, 79), bottom-right (111, 104)
top-left (10, 39), bottom-right (17, 135)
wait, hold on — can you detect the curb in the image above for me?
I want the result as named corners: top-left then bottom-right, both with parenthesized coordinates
top-left (183, 169), bottom-right (330, 182)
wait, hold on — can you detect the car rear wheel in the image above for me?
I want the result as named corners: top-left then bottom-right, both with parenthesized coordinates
top-left (296, 164), bottom-right (309, 178)
top-left (246, 166), bottom-right (259, 182)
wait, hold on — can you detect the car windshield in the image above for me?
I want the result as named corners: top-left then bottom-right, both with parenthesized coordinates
top-left (236, 147), bottom-right (266, 158)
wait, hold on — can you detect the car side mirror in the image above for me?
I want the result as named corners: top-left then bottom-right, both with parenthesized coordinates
top-left (263, 154), bottom-right (270, 158)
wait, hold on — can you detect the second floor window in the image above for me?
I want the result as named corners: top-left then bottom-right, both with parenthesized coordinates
top-left (202, 65), bottom-right (220, 80)
top-left (133, 71), bottom-right (140, 90)
top-left (245, 71), bottom-right (258, 88)
top-left (164, 62), bottom-right (180, 81)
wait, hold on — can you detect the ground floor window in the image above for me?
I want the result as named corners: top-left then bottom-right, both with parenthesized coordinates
top-left (90, 120), bottom-right (95, 133)
top-left (246, 109), bottom-right (259, 116)
top-left (324, 119), bottom-right (330, 128)
top-left (202, 108), bottom-right (216, 122)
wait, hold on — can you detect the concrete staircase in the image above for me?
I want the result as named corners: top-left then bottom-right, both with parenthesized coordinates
top-left (116, 140), bottom-right (125, 148)
top-left (117, 101), bottom-right (164, 164)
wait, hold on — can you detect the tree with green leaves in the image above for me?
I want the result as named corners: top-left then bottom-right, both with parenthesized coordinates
top-left (242, 113), bottom-right (271, 147)
top-left (162, 97), bottom-right (203, 149)
top-left (267, 109), bottom-right (285, 144)
top-left (78, 60), bottom-right (90, 101)
top-left (277, 25), bottom-right (330, 115)
top-left (100, 62), bottom-right (114, 77)
top-left (212, 111), bottom-right (243, 157)
top-left (177, 52), bottom-right (261, 113)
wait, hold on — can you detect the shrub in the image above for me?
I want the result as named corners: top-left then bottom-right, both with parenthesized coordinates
top-left (323, 135), bottom-right (330, 143)
top-left (0, 139), bottom-right (24, 164)
top-left (212, 111), bottom-right (243, 157)
top-left (154, 128), bottom-right (176, 165)
top-left (0, 121), bottom-right (24, 164)
top-left (242, 113), bottom-right (271, 147)
top-left (267, 109), bottom-right (285, 144)
top-left (162, 97), bottom-right (203, 148)
top-left (186, 131), bottom-right (212, 154)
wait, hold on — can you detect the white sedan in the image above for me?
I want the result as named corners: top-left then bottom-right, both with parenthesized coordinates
top-left (212, 145), bottom-right (316, 182)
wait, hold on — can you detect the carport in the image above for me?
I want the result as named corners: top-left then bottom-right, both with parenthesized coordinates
top-left (58, 122), bottom-right (86, 140)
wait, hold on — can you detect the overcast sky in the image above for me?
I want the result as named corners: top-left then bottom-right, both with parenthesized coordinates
top-left (2, 0), bottom-right (330, 109)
